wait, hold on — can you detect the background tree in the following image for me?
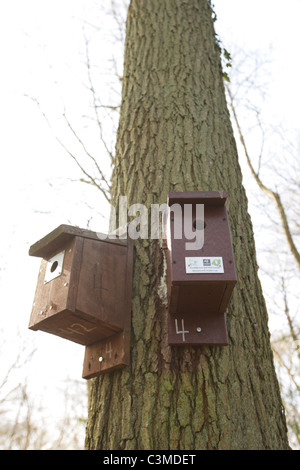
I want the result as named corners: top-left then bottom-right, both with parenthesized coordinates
top-left (84, 0), bottom-right (289, 450)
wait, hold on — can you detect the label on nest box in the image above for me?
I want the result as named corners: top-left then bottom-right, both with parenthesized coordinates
top-left (185, 256), bottom-right (224, 274)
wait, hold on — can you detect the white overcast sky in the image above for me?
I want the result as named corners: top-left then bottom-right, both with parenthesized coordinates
top-left (0, 0), bottom-right (299, 440)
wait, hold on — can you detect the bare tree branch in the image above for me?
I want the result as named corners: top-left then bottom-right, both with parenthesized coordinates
top-left (55, 135), bottom-right (111, 203)
top-left (83, 32), bottom-right (116, 165)
top-left (226, 84), bottom-right (300, 272)
top-left (25, 94), bottom-right (111, 203)
top-left (110, 0), bottom-right (126, 45)
top-left (95, 104), bottom-right (120, 111)
top-left (62, 109), bottom-right (111, 190)
top-left (280, 277), bottom-right (300, 362)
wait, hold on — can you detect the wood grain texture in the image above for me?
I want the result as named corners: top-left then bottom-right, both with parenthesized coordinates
top-left (29, 224), bottom-right (127, 258)
top-left (82, 238), bottom-right (134, 378)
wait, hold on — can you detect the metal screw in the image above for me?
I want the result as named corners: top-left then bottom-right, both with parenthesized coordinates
top-left (99, 356), bottom-right (104, 363)
top-left (196, 327), bottom-right (202, 332)
top-left (64, 282), bottom-right (69, 287)
top-left (40, 310), bottom-right (44, 315)
top-left (49, 306), bottom-right (53, 310)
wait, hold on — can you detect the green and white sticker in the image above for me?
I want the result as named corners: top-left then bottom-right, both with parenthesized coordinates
top-left (185, 256), bottom-right (224, 274)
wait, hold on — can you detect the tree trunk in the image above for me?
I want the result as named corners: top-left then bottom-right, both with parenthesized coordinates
top-left (85, 0), bottom-right (289, 450)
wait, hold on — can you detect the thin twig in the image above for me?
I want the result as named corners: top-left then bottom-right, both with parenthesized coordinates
top-left (62, 109), bottom-right (111, 190)
top-left (280, 277), bottom-right (300, 362)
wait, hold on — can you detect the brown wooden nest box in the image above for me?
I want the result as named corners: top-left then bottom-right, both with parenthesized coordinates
top-left (164, 191), bottom-right (237, 346)
top-left (28, 225), bottom-right (133, 379)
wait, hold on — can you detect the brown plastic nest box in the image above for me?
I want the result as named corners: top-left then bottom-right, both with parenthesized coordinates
top-left (164, 191), bottom-right (237, 346)
top-left (28, 225), bottom-right (133, 379)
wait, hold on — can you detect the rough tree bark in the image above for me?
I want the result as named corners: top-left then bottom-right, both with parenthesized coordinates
top-left (85, 0), bottom-right (289, 450)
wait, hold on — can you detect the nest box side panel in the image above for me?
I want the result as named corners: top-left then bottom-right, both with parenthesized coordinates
top-left (82, 238), bottom-right (134, 379)
top-left (170, 204), bottom-right (236, 284)
top-left (75, 239), bottom-right (128, 332)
